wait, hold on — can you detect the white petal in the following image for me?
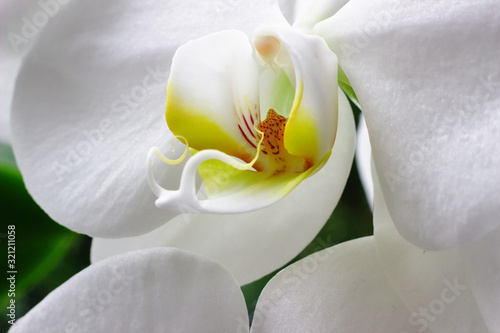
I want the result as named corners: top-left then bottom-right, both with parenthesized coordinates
top-left (92, 90), bottom-right (356, 285)
top-left (460, 225), bottom-right (500, 332)
top-left (317, 0), bottom-right (500, 249)
top-left (356, 115), bottom-right (373, 208)
top-left (0, 52), bottom-right (17, 144)
top-left (10, 248), bottom-right (249, 333)
top-left (291, 0), bottom-right (350, 31)
top-left (165, 30), bottom-right (261, 162)
top-left (277, 0), bottom-right (297, 25)
top-left (0, 0), bottom-right (57, 143)
top-left (373, 171), bottom-right (489, 333)
top-left (11, 0), bottom-right (286, 237)
top-left (250, 237), bottom-right (415, 333)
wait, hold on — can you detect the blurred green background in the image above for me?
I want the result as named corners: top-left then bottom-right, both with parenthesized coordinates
top-left (0, 104), bottom-right (372, 330)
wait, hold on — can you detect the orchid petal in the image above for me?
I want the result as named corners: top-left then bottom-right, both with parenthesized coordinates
top-left (277, 0), bottom-right (297, 25)
top-left (11, 0), bottom-right (285, 237)
top-left (460, 226), bottom-right (500, 332)
top-left (317, 0), bottom-right (500, 249)
top-left (10, 248), bottom-right (248, 333)
top-left (291, 0), bottom-right (349, 31)
top-left (166, 30), bottom-right (261, 163)
top-left (249, 237), bottom-right (415, 333)
top-left (0, 0), bottom-right (55, 143)
top-left (92, 90), bottom-right (355, 285)
top-left (0, 53), bottom-right (17, 144)
top-left (373, 172), bottom-right (489, 333)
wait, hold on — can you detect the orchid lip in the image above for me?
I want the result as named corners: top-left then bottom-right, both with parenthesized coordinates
top-left (147, 106), bottom-right (314, 213)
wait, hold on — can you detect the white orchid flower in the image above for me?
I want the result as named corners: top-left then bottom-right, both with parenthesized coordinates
top-left (9, 0), bottom-right (499, 285)
top-left (89, 0), bottom-right (500, 277)
top-left (9, 0), bottom-right (356, 285)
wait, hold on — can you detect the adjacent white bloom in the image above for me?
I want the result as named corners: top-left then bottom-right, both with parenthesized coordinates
top-left (9, 248), bottom-right (250, 333)
top-left (316, 0), bottom-right (500, 250)
top-left (354, 117), bottom-right (500, 332)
